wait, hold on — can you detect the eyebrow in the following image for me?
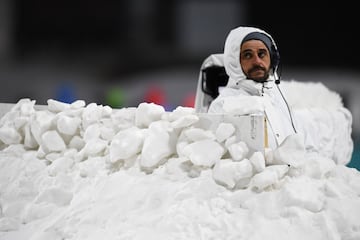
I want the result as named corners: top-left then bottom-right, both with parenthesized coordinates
top-left (242, 47), bottom-right (268, 52)
top-left (241, 48), bottom-right (268, 55)
top-left (241, 49), bottom-right (253, 54)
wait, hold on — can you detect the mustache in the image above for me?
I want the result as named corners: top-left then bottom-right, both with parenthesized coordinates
top-left (248, 65), bottom-right (266, 74)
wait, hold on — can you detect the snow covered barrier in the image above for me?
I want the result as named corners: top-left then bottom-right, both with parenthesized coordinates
top-left (0, 96), bottom-right (359, 240)
top-left (0, 96), bottom-right (353, 191)
top-left (0, 97), bottom-right (354, 185)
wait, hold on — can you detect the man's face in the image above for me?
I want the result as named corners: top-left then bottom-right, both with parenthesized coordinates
top-left (240, 40), bottom-right (271, 82)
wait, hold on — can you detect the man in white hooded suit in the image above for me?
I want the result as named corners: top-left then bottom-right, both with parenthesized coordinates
top-left (208, 26), bottom-right (298, 150)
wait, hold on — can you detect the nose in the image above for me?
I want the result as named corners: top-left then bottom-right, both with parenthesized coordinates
top-left (252, 55), bottom-right (262, 65)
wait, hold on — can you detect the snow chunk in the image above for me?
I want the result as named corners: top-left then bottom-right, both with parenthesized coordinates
top-left (165, 106), bottom-right (195, 121)
top-left (48, 156), bottom-right (74, 176)
top-left (41, 130), bottom-right (66, 153)
top-left (272, 133), bottom-right (306, 167)
top-left (109, 127), bottom-right (144, 163)
top-left (47, 99), bottom-right (71, 112)
top-left (56, 115), bottom-right (81, 135)
top-left (0, 126), bottom-right (22, 145)
top-left (140, 121), bottom-right (175, 170)
top-left (183, 128), bottom-right (215, 142)
top-left (30, 110), bottom-right (55, 144)
top-left (228, 141), bottom-right (249, 161)
top-left (183, 139), bottom-right (224, 167)
top-left (249, 151), bottom-right (266, 173)
top-left (82, 103), bottom-right (105, 128)
top-left (83, 124), bottom-right (101, 142)
top-left (250, 165), bottom-right (289, 191)
top-left (215, 122), bottom-right (235, 143)
top-left (170, 114), bottom-right (199, 129)
top-left (135, 102), bottom-right (165, 128)
top-left (213, 159), bottom-right (253, 189)
top-left (79, 139), bottom-right (108, 159)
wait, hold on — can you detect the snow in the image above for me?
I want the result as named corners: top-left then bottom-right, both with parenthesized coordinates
top-left (0, 88), bottom-right (360, 240)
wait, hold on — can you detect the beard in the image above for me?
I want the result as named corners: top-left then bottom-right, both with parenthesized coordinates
top-left (246, 66), bottom-right (270, 83)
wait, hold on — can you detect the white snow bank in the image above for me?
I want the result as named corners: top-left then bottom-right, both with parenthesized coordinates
top-left (0, 97), bottom-right (359, 240)
top-left (281, 80), bottom-right (354, 164)
top-left (281, 80), bottom-right (344, 110)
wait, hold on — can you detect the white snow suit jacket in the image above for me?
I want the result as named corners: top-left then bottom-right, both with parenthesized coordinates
top-left (208, 26), bottom-right (297, 149)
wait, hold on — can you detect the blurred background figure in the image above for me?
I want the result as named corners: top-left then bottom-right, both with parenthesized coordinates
top-left (0, 0), bottom-right (358, 168)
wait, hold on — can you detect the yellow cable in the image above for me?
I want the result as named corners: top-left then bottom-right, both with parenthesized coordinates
top-left (264, 117), bottom-right (268, 148)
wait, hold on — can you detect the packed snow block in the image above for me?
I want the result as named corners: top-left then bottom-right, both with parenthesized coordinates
top-left (250, 165), bottom-right (289, 191)
top-left (41, 130), bottom-right (66, 153)
top-left (30, 110), bottom-right (56, 145)
top-left (0, 100), bottom-right (47, 147)
top-left (81, 102), bottom-right (111, 129)
top-left (182, 139), bottom-right (224, 167)
top-left (165, 106), bottom-right (199, 129)
top-left (271, 133), bottom-right (306, 167)
top-left (135, 102), bottom-right (165, 128)
top-left (139, 120), bottom-right (177, 171)
top-left (228, 141), bottom-right (249, 161)
top-left (213, 158), bottom-right (254, 189)
top-left (78, 138), bottom-right (108, 159)
top-left (109, 126), bottom-right (144, 163)
top-left (170, 114), bottom-right (199, 129)
top-left (249, 151), bottom-right (266, 173)
top-left (194, 113), bottom-right (265, 157)
top-left (182, 127), bottom-right (216, 142)
top-left (0, 126), bottom-right (22, 145)
top-left (56, 115), bottom-right (81, 136)
top-left (215, 122), bottom-right (235, 142)
top-left (0, 100), bottom-right (36, 120)
top-left (47, 156), bottom-right (74, 176)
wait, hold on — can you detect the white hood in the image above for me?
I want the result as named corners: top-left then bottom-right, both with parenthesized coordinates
top-left (223, 26), bottom-right (278, 88)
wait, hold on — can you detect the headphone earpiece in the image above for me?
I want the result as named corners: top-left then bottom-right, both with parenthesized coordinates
top-left (271, 44), bottom-right (280, 70)
top-left (271, 43), bottom-right (281, 84)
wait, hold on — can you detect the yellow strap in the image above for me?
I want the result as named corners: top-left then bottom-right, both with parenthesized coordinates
top-left (264, 117), bottom-right (268, 148)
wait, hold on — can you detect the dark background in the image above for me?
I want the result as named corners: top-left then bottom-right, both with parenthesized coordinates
top-left (247, 2), bottom-right (357, 70)
top-left (11, 1), bottom-right (358, 71)
top-left (3, 0), bottom-right (357, 115)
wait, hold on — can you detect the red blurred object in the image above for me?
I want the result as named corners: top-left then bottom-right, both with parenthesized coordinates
top-left (144, 86), bottom-right (166, 106)
top-left (182, 92), bottom-right (195, 108)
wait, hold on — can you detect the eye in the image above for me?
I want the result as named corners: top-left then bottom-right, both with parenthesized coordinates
top-left (242, 51), bottom-right (253, 59)
top-left (258, 49), bottom-right (268, 59)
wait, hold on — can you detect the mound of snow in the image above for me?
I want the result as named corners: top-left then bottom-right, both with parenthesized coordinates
top-left (0, 98), bottom-right (359, 240)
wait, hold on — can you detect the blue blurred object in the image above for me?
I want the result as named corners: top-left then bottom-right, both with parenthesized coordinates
top-left (55, 83), bottom-right (77, 104)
